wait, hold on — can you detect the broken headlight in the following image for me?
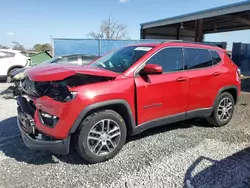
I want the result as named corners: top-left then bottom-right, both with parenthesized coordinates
top-left (35, 81), bottom-right (77, 102)
top-left (13, 71), bottom-right (26, 81)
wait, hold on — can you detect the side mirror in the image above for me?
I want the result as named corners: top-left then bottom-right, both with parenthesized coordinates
top-left (141, 64), bottom-right (162, 75)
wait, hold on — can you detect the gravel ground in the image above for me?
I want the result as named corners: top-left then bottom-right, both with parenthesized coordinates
top-left (0, 83), bottom-right (250, 188)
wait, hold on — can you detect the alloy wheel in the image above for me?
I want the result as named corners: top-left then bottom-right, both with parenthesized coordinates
top-left (87, 119), bottom-right (121, 156)
top-left (217, 97), bottom-right (233, 121)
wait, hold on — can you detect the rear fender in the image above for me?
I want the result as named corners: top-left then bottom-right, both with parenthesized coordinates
top-left (213, 85), bottom-right (239, 108)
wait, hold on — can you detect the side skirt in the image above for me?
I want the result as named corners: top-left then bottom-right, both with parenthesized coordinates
top-left (130, 108), bottom-right (213, 136)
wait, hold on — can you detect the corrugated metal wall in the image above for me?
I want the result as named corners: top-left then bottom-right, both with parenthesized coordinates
top-left (52, 38), bottom-right (227, 57)
top-left (52, 38), bottom-right (165, 57)
top-left (232, 42), bottom-right (250, 75)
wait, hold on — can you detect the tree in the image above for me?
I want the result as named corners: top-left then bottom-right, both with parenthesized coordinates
top-left (88, 17), bottom-right (129, 39)
top-left (33, 44), bottom-right (42, 52)
top-left (0, 45), bottom-right (9, 49)
top-left (12, 41), bottom-right (25, 51)
top-left (33, 43), bottom-right (52, 52)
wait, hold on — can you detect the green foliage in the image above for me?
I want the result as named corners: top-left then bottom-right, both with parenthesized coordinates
top-left (33, 43), bottom-right (52, 52)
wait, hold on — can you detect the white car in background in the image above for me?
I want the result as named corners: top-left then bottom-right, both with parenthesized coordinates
top-left (0, 49), bottom-right (31, 82)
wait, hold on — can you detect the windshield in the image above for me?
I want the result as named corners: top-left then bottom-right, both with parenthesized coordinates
top-left (90, 45), bottom-right (153, 73)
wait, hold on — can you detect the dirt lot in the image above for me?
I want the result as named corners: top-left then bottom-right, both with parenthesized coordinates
top-left (0, 82), bottom-right (250, 188)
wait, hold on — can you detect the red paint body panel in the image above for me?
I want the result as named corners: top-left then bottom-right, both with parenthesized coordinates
top-left (33, 78), bottom-right (135, 139)
top-left (187, 51), bottom-right (240, 111)
top-left (26, 64), bottom-right (118, 81)
top-left (135, 71), bottom-right (189, 124)
top-left (22, 42), bottom-right (241, 139)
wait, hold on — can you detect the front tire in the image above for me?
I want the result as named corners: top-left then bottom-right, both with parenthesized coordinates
top-left (207, 92), bottom-right (235, 127)
top-left (75, 110), bottom-right (127, 164)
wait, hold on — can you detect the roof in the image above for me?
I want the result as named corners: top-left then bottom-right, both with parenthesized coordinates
top-left (29, 51), bottom-right (52, 58)
top-left (135, 41), bottom-right (226, 51)
top-left (0, 49), bottom-right (21, 53)
top-left (58, 54), bottom-right (99, 58)
top-left (128, 43), bottom-right (161, 47)
top-left (166, 41), bottom-right (225, 51)
top-left (141, 1), bottom-right (250, 30)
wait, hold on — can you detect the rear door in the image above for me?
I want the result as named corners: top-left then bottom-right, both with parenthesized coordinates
top-left (184, 48), bottom-right (217, 115)
top-left (135, 47), bottom-right (189, 124)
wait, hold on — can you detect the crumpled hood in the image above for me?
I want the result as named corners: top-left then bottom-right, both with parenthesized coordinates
top-left (26, 64), bottom-right (118, 82)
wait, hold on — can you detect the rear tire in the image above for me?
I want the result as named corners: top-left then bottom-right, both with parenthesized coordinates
top-left (75, 110), bottom-right (127, 164)
top-left (207, 92), bottom-right (235, 127)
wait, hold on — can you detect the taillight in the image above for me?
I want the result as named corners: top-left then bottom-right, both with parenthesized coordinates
top-left (236, 68), bottom-right (241, 82)
top-left (26, 59), bottom-right (31, 67)
top-left (237, 68), bottom-right (241, 76)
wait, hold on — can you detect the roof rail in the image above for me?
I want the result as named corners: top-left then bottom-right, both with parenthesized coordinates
top-left (167, 41), bottom-right (219, 47)
top-left (160, 40), bottom-right (182, 43)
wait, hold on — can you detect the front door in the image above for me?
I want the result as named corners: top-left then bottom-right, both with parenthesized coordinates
top-left (135, 47), bottom-right (189, 125)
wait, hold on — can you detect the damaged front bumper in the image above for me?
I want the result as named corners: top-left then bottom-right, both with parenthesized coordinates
top-left (17, 96), bottom-right (71, 155)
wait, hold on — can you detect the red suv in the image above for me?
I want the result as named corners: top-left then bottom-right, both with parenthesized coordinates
top-left (17, 42), bottom-right (241, 163)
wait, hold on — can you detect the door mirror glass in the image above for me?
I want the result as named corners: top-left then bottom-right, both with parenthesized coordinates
top-left (141, 64), bottom-right (162, 75)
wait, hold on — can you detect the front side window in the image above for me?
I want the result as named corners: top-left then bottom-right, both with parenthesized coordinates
top-left (146, 48), bottom-right (184, 73)
top-left (211, 50), bottom-right (221, 65)
top-left (90, 46), bottom-right (153, 73)
top-left (184, 48), bottom-right (213, 69)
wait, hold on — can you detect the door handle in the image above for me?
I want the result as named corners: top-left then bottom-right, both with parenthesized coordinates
top-left (176, 77), bottom-right (188, 82)
top-left (213, 72), bottom-right (221, 76)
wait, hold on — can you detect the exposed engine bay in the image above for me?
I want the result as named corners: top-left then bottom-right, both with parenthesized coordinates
top-left (20, 74), bottom-right (113, 102)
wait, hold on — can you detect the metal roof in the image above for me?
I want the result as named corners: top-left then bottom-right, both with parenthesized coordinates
top-left (141, 1), bottom-right (250, 29)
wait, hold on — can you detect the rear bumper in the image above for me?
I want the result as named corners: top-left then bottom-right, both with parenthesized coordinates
top-left (17, 96), bottom-right (71, 155)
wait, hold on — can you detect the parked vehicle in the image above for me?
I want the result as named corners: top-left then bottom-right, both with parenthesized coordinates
top-left (5, 54), bottom-right (99, 98)
top-left (16, 42), bottom-right (241, 164)
top-left (0, 49), bottom-right (31, 82)
top-left (10, 54), bottom-right (99, 82)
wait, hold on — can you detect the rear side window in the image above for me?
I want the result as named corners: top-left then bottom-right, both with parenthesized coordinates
top-left (56, 56), bottom-right (79, 64)
top-left (146, 48), bottom-right (183, 73)
top-left (81, 56), bottom-right (96, 65)
top-left (184, 48), bottom-right (213, 69)
top-left (0, 51), bottom-right (15, 58)
top-left (211, 50), bottom-right (221, 65)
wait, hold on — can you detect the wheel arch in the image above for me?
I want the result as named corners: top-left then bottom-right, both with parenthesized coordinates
top-left (214, 85), bottom-right (238, 108)
top-left (69, 99), bottom-right (136, 136)
top-left (7, 65), bottom-right (24, 75)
